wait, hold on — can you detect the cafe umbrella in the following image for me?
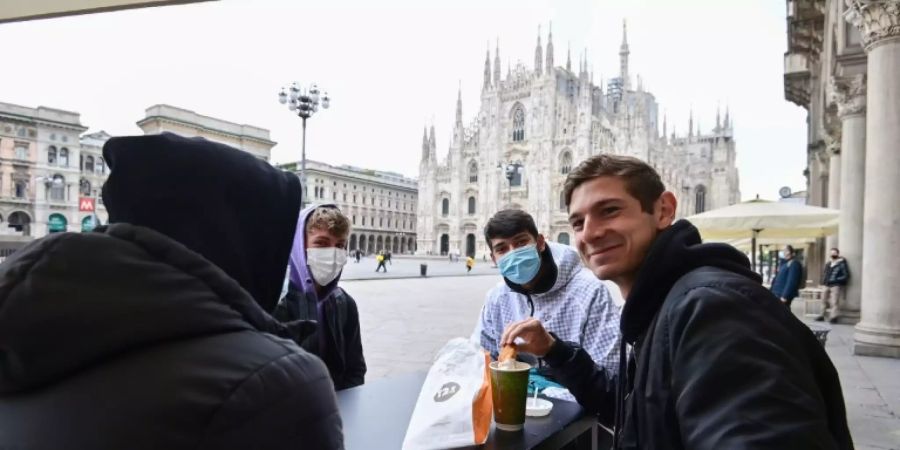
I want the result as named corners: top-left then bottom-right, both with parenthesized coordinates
top-left (685, 198), bottom-right (839, 272)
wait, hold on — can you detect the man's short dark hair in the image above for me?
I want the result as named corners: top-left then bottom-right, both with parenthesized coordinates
top-left (484, 209), bottom-right (539, 249)
top-left (562, 154), bottom-right (665, 213)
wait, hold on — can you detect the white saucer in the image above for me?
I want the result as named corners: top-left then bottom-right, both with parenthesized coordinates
top-left (525, 398), bottom-right (553, 417)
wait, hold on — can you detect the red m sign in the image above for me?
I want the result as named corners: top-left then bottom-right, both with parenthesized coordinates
top-left (79, 197), bottom-right (95, 212)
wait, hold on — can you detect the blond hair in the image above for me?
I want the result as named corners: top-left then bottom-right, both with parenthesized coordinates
top-left (306, 206), bottom-right (351, 238)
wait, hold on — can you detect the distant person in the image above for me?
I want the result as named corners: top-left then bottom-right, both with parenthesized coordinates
top-left (386, 251), bottom-right (392, 265)
top-left (0, 133), bottom-right (342, 449)
top-left (375, 251), bottom-right (387, 272)
top-left (355, 248), bottom-right (361, 263)
top-left (466, 255), bottom-right (475, 273)
top-left (503, 154), bottom-right (851, 449)
top-left (474, 209), bottom-right (621, 377)
top-left (274, 204), bottom-right (366, 390)
top-left (771, 244), bottom-right (803, 307)
top-left (817, 247), bottom-right (849, 323)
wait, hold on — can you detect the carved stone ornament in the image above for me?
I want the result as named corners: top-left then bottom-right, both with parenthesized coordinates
top-left (829, 74), bottom-right (867, 117)
top-left (845, 0), bottom-right (900, 50)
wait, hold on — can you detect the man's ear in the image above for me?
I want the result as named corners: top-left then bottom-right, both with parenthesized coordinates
top-left (537, 234), bottom-right (546, 252)
top-left (655, 192), bottom-right (678, 230)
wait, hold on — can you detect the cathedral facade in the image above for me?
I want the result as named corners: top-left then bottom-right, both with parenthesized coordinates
top-left (416, 23), bottom-right (741, 258)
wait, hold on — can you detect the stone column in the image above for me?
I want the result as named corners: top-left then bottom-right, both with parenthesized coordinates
top-left (846, 0), bottom-right (900, 357)
top-left (832, 74), bottom-right (867, 324)
top-left (825, 135), bottom-right (842, 251)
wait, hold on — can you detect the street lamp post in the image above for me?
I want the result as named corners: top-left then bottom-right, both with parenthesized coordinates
top-left (501, 162), bottom-right (523, 208)
top-left (278, 82), bottom-right (331, 208)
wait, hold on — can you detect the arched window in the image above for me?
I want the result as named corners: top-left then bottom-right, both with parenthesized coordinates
top-left (96, 157), bottom-right (105, 174)
top-left (59, 148), bottom-right (69, 167)
top-left (695, 185), bottom-right (707, 214)
top-left (49, 175), bottom-right (65, 202)
top-left (512, 105), bottom-right (525, 142)
top-left (47, 146), bottom-right (57, 165)
top-left (14, 180), bottom-right (26, 198)
top-left (441, 198), bottom-right (449, 216)
top-left (559, 190), bottom-right (566, 211)
top-left (558, 232), bottom-right (570, 246)
top-left (468, 161), bottom-right (478, 183)
top-left (84, 156), bottom-right (94, 173)
top-left (468, 196), bottom-right (476, 214)
top-left (80, 178), bottom-right (91, 195)
top-left (560, 151), bottom-right (573, 174)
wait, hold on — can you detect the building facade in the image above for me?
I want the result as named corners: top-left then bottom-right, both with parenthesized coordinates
top-left (417, 23), bottom-right (741, 258)
top-left (784, 0), bottom-right (900, 358)
top-left (0, 102), bottom-right (277, 257)
top-left (279, 160), bottom-right (417, 255)
top-left (137, 104), bottom-right (276, 161)
top-left (0, 102), bottom-right (111, 255)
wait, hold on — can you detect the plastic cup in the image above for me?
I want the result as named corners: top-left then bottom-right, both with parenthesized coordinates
top-left (489, 360), bottom-right (531, 431)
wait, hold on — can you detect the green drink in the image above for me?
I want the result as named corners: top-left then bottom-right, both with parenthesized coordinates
top-left (489, 361), bottom-right (531, 431)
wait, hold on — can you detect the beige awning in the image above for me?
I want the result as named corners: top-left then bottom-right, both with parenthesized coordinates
top-left (685, 199), bottom-right (839, 241)
top-left (0, 0), bottom-right (215, 24)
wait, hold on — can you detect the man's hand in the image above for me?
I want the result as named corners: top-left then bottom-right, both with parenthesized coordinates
top-left (500, 318), bottom-right (556, 357)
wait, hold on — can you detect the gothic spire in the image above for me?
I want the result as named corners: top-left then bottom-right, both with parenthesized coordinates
top-left (421, 125), bottom-right (429, 162)
top-left (456, 81), bottom-right (463, 125)
top-left (724, 105), bottom-right (731, 129)
top-left (493, 38), bottom-right (501, 86)
top-left (545, 22), bottom-right (554, 75)
top-left (662, 112), bottom-right (667, 141)
top-left (566, 42), bottom-right (571, 72)
top-left (716, 104), bottom-right (721, 131)
top-left (534, 24), bottom-right (543, 76)
top-left (619, 19), bottom-right (630, 90)
top-left (483, 42), bottom-right (491, 90)
top-left (688, 108), bottom-right (694, 138)
top-left (429, 123), bottom-right (436, 150)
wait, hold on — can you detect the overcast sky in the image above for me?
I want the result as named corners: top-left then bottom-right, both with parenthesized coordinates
top-left (0, 0), bottom-right (806, 200)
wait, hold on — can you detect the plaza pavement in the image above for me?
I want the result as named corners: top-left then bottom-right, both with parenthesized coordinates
top-left (342, 274), bottom-right (900, 449)
top-left (341, 255), bottom-right (499, 280)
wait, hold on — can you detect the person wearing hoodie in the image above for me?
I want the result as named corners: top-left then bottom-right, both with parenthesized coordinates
top-left (0, 133), bottom-right (343, 449)
top-left (817, 247), bottom-right (850, 323)
top-left (474, 209), bottom-right (621, 376)
top-left (273, 204), bottom-right (366, 391)
top-left (500, 154), bottom-right (853, 449)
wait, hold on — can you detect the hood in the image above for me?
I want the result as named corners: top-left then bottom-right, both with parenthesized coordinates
top-left (504, 242), bottom-right (581, 296)
top-left (101, 133), bottom-right (301, 313)
top-left (621, 220), bottom-right (761, 343)
top-left (288, 203), bottom-right (343, 303)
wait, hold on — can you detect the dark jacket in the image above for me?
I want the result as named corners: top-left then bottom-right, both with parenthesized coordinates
top-left (771, 258), bottom-right (803, 300)
top-left (824, 257), bottom-right (850, 286)
top-left (274, 283), bottom-right (366, 390)
top-left (279, 203), bottom-right (366, 391)
top-left (0, 133), bottom-right (344, 449)
top-left (543, 220), bottom-right (852, 449)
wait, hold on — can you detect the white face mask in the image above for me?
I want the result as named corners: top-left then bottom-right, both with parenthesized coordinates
top-left (306, 247), bottom-right (348, 286)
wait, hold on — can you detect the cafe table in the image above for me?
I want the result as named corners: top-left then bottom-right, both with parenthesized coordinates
top-left (336, 371), bottom-right (604, 449)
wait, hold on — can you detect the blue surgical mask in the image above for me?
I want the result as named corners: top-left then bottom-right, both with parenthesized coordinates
top-left (498, 244), bottom-right (542, 285)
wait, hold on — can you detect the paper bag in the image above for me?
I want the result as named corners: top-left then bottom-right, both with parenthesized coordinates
top-left (401, 338), bottom-right (492, 450)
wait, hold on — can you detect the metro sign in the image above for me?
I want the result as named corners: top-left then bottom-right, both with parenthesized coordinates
top-left (79, 197), bottom-right (95, 212)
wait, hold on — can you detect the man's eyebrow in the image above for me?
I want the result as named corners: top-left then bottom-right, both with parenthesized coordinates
top-left (569, 198), bottom-right (620, 222)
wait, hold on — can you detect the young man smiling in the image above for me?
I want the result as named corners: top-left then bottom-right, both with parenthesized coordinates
top-left (475, 209), bottom-right (621, 378)
top-left (500, 155), bottom-right (852, 449)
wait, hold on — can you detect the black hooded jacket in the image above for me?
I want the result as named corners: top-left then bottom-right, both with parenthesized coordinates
top-left (543, 220), bottom-right (853, 449)
top-left (0, 133), bottom-right (343, 449)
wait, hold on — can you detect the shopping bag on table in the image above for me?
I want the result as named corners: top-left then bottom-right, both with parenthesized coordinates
top-left (401, 338), bottom-right (492, 450)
